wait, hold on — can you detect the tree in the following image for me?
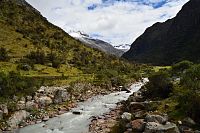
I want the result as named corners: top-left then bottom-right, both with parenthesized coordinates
top-left (143, 71), bottom-right (173, 99)
top-left (0, 47), bottom-right (9, 61)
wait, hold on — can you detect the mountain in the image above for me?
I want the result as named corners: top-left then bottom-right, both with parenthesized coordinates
top-left (123, 0), bottom-right (200, 65)
top-left (0, 0), bottom-right (140, 87)
top-left (114, 44), bottom-right (131, 52)
top-left (69, 31), bottom-right (124, 57)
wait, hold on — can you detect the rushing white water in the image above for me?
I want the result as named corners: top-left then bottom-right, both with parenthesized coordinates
top-left (18, 78), bottom-right (148, 133)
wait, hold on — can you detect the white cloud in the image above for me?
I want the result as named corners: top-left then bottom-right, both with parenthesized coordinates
top-left (25, 0), bottom-right (189, 46)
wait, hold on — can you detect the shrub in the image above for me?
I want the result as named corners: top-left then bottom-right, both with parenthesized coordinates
top-left (177, 65), bottom-right (200, 122)
top-left (178, 93), bottom-right (200, 123)
top-left (111, 76), bottom-right (126, 87)
top-left (180, 64), bottom-right (200, 91)
top-left (172, 60), bottom-right (193, 74)
top-left (17, 63), bottom-right (32, 71)
top-left (0, 71), bottom-right (38, 98)
top-left (0, 47), bottom-right (9, 61)
top-left (47, 52), bottom-right (64, 68)
top-left (26, 50), bottom-right (46, 65)
top-left (143, 71), bottom-right (173, 99)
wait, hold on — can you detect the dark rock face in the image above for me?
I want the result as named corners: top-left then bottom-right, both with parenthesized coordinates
top-left (123, 0), bottom-right (200, 65)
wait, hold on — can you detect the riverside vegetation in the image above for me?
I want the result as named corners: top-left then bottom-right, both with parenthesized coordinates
top-left (109, 61), bottom-right (200, 133)
top-left (0, 0), bottom-right (150, 131)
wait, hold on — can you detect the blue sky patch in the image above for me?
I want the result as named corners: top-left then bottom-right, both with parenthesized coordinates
top-left (87, 0), bottom-right (168, 10)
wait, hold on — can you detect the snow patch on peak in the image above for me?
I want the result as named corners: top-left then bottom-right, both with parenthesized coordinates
top-left (114, 44), bottom-right (131, 51)
top-left (68, 31), bottom-right (90, 39)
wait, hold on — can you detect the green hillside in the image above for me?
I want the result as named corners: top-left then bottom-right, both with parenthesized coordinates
top-left (0, 0), bottom-right (146, 98)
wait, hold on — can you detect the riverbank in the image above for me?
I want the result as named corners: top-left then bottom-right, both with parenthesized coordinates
top-left (0, 81), bottom-right (131, 132)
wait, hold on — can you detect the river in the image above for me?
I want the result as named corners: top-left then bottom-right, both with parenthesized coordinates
top-left (18, 78), bottom-right (148, 133)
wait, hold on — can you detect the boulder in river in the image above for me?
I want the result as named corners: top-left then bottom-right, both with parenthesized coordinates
top-left (72, 111), bottom-right (82, 115)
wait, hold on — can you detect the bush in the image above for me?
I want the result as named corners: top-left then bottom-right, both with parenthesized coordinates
top-left (172, 60), bottom-right (193, 74)
top-left (0, 71), bottom-right (38, 98)
top-left (17, 63), bottom-right (32, 71)
top-left (176, 65), bottom-right (200, 122)
top-left (0, 47), bottom-right (9, 61)
top-left (178, 93), bottom-right (200, 123)
top-left (26, 50), bottom-right (46, 65)
top-left (180, 64), bottom-right (200, 91)
top-left (143, 71), bottom-right (173, 99)
top-left (47, 52), bottom-right (64, 68)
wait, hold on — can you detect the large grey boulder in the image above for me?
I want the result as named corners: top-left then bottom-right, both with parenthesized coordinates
top-left (7, 110), bottom-right (30, 129)
top-left (0, 104), bottom-right (8, 115)
top-left (53, 88), bottom-right (69, 104)
top-left (16, 101), bottom-right (26, 110)
top-left (145, 114), bottom-right (168, 124)
top-left (25, 101), bottom-right (38, 110)
top-left (37, 96), bottom-right (52, 107)
top-left (144, 122), bottom-right (180, 133)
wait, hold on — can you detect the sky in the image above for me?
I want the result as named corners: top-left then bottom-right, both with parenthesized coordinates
top-left (25, 0), bottom-right (189, 46)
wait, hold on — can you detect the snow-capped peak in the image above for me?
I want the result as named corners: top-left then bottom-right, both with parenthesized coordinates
top-left (114, 44), bottom-right (131, 52)
top-left (68, 31), bottom-right (90, 39)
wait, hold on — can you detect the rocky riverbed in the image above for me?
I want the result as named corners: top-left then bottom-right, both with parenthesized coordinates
top-left (14, 79), bottom-right (148, 133)
top-left (0, 82), bottom-right (122, 131)
top-left (94, 89), bottom-right (200, 133)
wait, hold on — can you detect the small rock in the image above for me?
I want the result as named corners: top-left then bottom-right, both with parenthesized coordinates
top-left (178, 120), bottom-right (182, 125)
top-left (0, 104), bottom-right (8, 115)
top-left (183, 129), bottom-right (193, 133)
top-left (26, 96), bottom-right (32, 101)
top-left (20, 97), bottom-right (26, 102)
top-left (121, 112), bottom-right (132, 121)
top-left (134, 110), bottom-right (146, 118)
top-left (129, 102), bottom-right (145, 112)
top-left (179, 125), bottom-right (192, 133)
top-left (25, 101), bottom-right (38, 110)
top-left (182, 117), bottom-right (196, 127)
top-left (42, 116), bottom-right (49, 121)
top-left (36, 120), bottom-right (42, 124)
top-left (72, 111), bottom-right (82, 115)
top-left (131, 119), bottom-right (145, 132)
top-left (121, 86), bottom-right (131, 93)
top-left (16, 101), bottom-right (26, 110)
